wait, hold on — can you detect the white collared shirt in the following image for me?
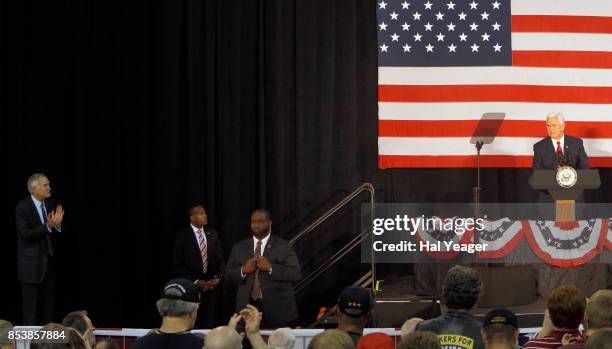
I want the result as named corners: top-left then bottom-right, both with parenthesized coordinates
top-left (551, 135), bottom-right (565, 153)
top-left (31, 196), bottom-right (51, 232)
top-left (191, 224), bottom-right (207, 246)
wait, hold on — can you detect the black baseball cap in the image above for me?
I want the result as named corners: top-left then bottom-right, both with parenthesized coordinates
top-left (338, 286), bottom-right (372, 318)
top-left (161, 278), bottom-right (201, 303)
top-left (483, 308), bottom-right (518, 328)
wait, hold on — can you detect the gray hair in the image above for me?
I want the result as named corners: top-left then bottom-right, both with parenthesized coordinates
top-left (27, 173), bottom-right (48, 193)
top-left (155, 298), bottom-right (198, 317)
top-left (268, 328), bottom-right (296, 349)
top-left (546, 112), bottom-right (565, 124)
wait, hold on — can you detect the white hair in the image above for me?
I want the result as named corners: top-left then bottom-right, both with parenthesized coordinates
top-left (268, 328), bottom-right (296, 349)
top-left (27, 173), bottom-right (47, 193)
top-left (155, 298), bottom-right (198, 317)
top-left (546, 112), bottom-right (565, 124)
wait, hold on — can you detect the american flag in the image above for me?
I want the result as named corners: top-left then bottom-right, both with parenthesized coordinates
top-left (377, 0), bottom-right (612, 168)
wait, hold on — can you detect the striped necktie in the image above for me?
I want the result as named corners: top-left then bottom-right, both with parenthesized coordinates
top-left (197, 229), bottom-right (208, 274)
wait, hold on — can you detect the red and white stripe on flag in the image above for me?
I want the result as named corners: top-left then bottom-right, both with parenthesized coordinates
top-left (378, 0), bottom-right (612, 168)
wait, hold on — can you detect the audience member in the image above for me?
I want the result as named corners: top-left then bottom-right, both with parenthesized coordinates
top-left (398, 331), bottom-right (441, 349)
top-left (205, 305), bottom-right (267, 349)
top-left (62, 310), bottom-right (95, 348)
top-left (94, 339), bottom-right (120, 349)
top-left (357, 332), bottom-right (393, 349)
top-left (400, 318), bottom-right (424, 338)
top-left (335, 285), bottom-right (372, 347)
top-left (131, 278), bottom-right (203, 349)
top-left (30, 323), bottom-right (83, 349)
top-left (413, 265), bottom-right (485, 349)
top-left (268, 328), bottom-right (296, 349)
top-left (0, 320), bottom-right (15, 349)
top-left (524, 285), bottom-right (585, 349)
top-left (584, 328), bottom-right (612, 349)
top-left (559, 289), bottom-right (612, 348)
top-left (481, 308), bottom-right (518, 349)
top-left (307, 329), bottom-right (354, 349)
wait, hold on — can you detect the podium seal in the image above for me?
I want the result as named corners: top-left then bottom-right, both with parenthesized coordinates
top-left (556, 166), bottom-right (578, 188)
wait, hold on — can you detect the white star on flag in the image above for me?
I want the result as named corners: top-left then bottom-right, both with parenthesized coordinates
top-left (492, 22), bottom-right (501, 31)
top-left (413, 32), bottom-right (423, 41)
top-left (391, 33), bottom-right (400, 41)
top-left (378, 1), bottom-right (387, 10)
top-left (447, 2), bottom-right (456, 10)
top-left (413, 12), bottom-right (422, 20)
top-left (390, 11), bottom-right (399, 20)
top-left (424, 22), bottom-right (433, 31)
top-left (481, 11), bottom-right (489, 20)
top-left (379, 22), bottom-right (388, 31)
top-left (481, 32), bottom-right (490, 41)
top-left (401, 1), bottom-right (410, 9)
top-left (458, 32), bottom-right (468, 41)
top-left (493, 43), bottom-right (502, 52)
top-left (436, 12), bottom-right (445, 20)
top-left (380, 43), bottom-right (389, 52)
top-left (469, 1), bottom-right (478, 10)
top-left (425, 43), bottom-right (434, 52)
top-left (424, 1), bottom-right (433, 10)
top-left (436, 32), bottom-right (445, 41)
top-left (402, 22), bottom-right (411, 31)
top-left (458, 12), bottom-right (467, 20)
top-left (448, 43), bottom-right (457, 52)
top-left (492, 1), bottom-right (500, 9)
top-left (469, 22), bottom-right (479, 31)
top-left (470, 43), bottom-right (479, 52)
top-left (402, 43), bottom-right (411, 52)
top-left (447, 23), bottom-right (456, 31)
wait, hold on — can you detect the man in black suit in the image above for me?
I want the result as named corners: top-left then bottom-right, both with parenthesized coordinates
top-left (533, 112), bottom-right (589, 171)
top-left (533, 112), bottom-right (589, 203)
top-left (16, 173), bottom-right (64, 325)
top-left (225, 209), bottom-right (301, 328)
top-left (173, 204), bottom-right (225, 328)
top-left (532, 114), bottom-right (605, 297)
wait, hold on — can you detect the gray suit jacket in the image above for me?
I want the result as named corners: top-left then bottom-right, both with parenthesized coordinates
top-left (225, 235), bottom-right (301, 326)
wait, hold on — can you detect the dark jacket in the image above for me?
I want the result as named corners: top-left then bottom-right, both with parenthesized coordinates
top-left (16, 197), bottom-right (60, 284)
top-left (416, 311), bottom-right (484, 349)
top-left (533, 135), bottom-right (589, 170)
top-left (225, 235), bottom-right (301, 326)
top-left (173, 226), bottom-right (225, 282)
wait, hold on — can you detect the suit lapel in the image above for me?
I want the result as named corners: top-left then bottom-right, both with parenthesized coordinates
top-left (263, 235), bottom-right (274, 257)
top-left (29, 198), bottom-right (45, 225)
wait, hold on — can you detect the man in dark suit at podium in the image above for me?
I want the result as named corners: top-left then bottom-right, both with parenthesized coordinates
top-left (173, 204), bottom-right (225, 328)
top-left (533, 112), bottom-right (589, 203)
top-left (531, 114), bottom-right (606, 297)
top-left (16, 173), bottom-right (64, 325)
top-left (533, 112), bottom-right (589, 171)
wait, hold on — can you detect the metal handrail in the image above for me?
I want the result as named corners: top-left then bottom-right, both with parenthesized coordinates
top-left (289, 183), bottom-right (375, 245)
top-left (294, 227), bottom-right (370, 294)
top-left (290, 182), bottom-right (376, 299)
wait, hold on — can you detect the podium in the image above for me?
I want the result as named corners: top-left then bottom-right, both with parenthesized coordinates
top-left (529, 169), bottom-right (600, 222)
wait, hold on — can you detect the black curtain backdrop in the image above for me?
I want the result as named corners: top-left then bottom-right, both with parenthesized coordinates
top-left (3, 0), bottom-right (612, 327)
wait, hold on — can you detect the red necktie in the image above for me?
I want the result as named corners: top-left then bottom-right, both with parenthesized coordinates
top-left (556, 141), bottom-right (562, 156)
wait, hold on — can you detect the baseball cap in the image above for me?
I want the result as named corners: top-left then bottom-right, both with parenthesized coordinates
top-left (483, 308), bottom-right (518, 328)
top-left (161, 278), bottom-right (200, 303)
top-left (338, 286), bottom-right (372, 318)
